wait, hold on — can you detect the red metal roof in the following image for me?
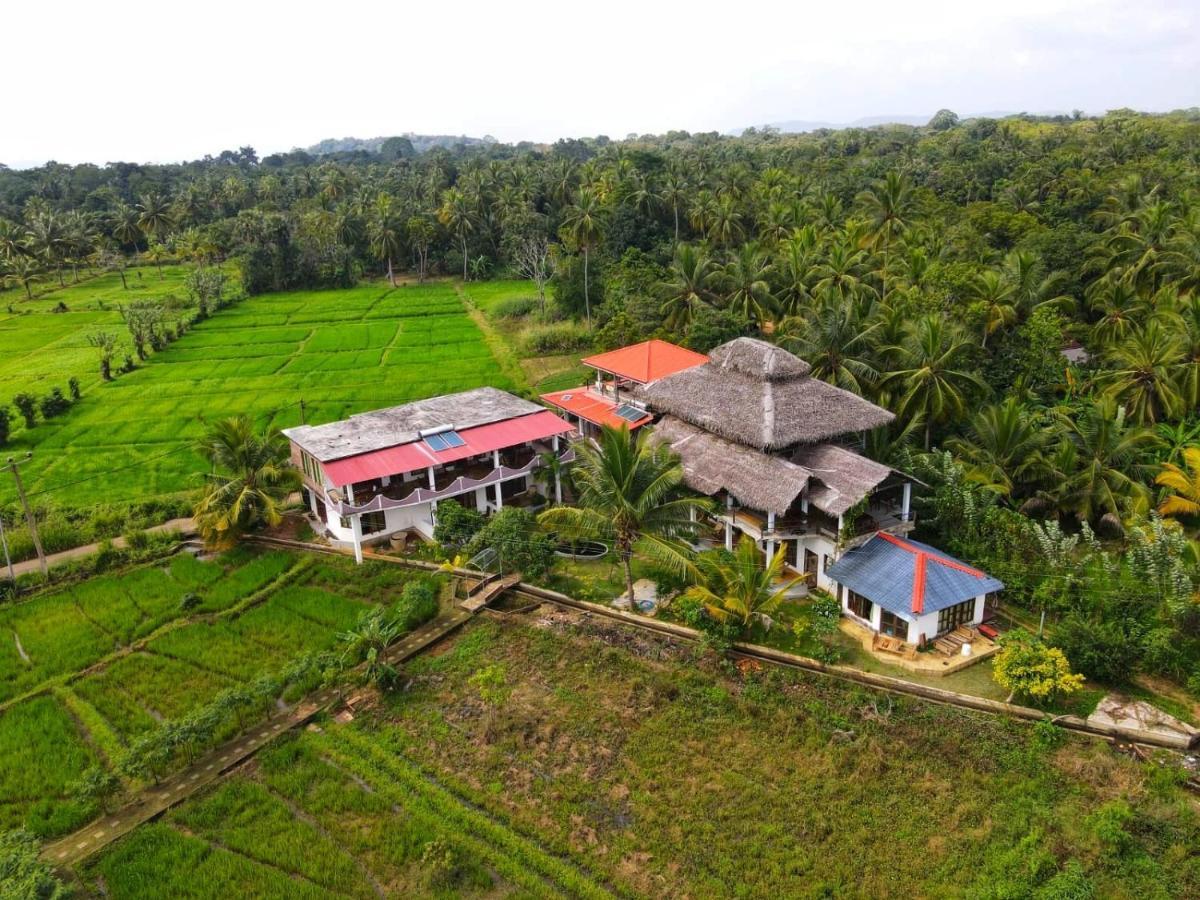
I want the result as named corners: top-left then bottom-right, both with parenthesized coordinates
top-left (541, 388), bottom-right (652, 430)
top-left (322, 410), bottom-right (573, 486)
top-left (581, 340), bottom-right (708, 385)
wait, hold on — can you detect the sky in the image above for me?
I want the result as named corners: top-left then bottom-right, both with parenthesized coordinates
top-left (5, 0), bottom-right (1198, 167)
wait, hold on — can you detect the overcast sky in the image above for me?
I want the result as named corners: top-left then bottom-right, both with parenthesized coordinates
top-left (5, 0), bottom-right (1197, 167)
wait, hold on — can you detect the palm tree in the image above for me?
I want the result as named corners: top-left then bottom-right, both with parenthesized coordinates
top-left (683, 536), bottom-right (798, 632)
top-left (538, 425), bottom-right (711, 603)
top-left (660, 169), bottom-right (688, 244)
top-left (946, 397), bottom-right (1047, 497)
top-left (339, 608), bottom-right (401, 689)
top-left (109, 202), bottom-right (142, 257)
top-left (560, 187), bottom-right (604, 326)
top-left (880, 316), bottom-right (987, 449)
top-left (1156, 447), bottom-right (1200, 520)
top-left (192, 416), bottom-right (300, 548)
top-left (660, 243), bottom-right (718, 330)
top-left (6, 254), bottom-right (39, 299)
top-left (776, 301), bottom-right (880, 394)
top-left (438, 187), bottom-right (477, 282)
top-left (857, 171), bottom-right (916, 298)
top-left (1098, 321), bottom-right (1185, 424)
top-left (136, 193), bottom-right (175, 246)
top-left (367, 195), bottom-right (403, 286)
top-left (719, 243), bottom-right (775, 324)
top-left (970, 269), bottom-right (1018, 347)
top-left (1053, 398), bottom-right (1158, 524)
top-left (26, 212), bottom-right (68, 287)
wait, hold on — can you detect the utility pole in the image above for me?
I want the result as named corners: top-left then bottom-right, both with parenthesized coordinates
top-left (5, 454), bottom-right (46, 577)
top-left (0, 510), bottom-right (14, 584)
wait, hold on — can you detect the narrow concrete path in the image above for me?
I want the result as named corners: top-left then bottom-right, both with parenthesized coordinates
top-left (9, 518), bottom-right (196, 578)
top-left (41, 605), bottom-right (474, 869)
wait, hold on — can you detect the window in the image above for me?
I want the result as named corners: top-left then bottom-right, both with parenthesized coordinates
top-left (879, 610), bottom-right (909, 640)
top-left (300, 450), bottom-right (323, 484)
top-left (822, 554), bottom-right (834, 575)
top-left (847, 591), bottom-right (872, 622)
top-left (937, 599), bottom-right (976, 635)
top-left (360, 511), bottom-right (387, 535)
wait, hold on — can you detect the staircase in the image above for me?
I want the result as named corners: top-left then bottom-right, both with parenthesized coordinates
top-left (934, 625), bottom-right (977, 656)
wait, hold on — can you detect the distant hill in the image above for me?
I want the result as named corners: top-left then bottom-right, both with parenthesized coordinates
top-left (737, 111), bottom-right (1076, 135)
top-left (303, 133), bottom-right (498, 156)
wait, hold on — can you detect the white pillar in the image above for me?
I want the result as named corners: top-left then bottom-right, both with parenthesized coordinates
top-left (552, 436), bottom-right (562, 504)
top-left (493, 451), bottom-right (503, 510)
top-left (351, 515), bottom-right (363, 565)
top-left (427, 467), bottom-right (436, 490)
top-left (901, 482), bottom-right (912, 522)
top-left (346, 484), bottom-right (355, 505)
top-left (765, 540), bottom-right (775, 569)
top-left (796, 541), bottom-right (804, 568)
top-left (725, 495), bottom-right (734, 551)
top-left (767, 511), bottom-right (775, 535)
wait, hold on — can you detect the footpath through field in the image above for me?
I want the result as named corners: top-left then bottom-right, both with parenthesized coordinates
top-left (8, 518), bottom-right (196, 578)
top-left (41, 602), bottom-right (477, 868)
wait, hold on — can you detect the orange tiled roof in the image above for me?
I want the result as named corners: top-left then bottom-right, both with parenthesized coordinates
top-left (581, 340), bottom-right (708, 385)
top-left (540, 388), bottom-right (651, 430)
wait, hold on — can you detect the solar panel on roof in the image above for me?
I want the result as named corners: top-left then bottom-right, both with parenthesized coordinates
top-left (615, 403), bottom-right (646, 422)
top-left (441, 431), bottom-right (465, 448)
top-left (425, 433), bottom-right (448, 451)
top-left (424, 430), bottom-right (465, 452)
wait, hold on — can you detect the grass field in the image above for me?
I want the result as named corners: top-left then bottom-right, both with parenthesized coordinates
top-left (81, 610), bottom-right (1200, 898)
top-left (1, 277), bottom-right (520, 511)
top-left (0, 549), bottom-right (429, 838)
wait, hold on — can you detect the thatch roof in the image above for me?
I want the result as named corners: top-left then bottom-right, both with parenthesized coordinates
top-left (791, 443), bottom-right (893, 517)
top-left (651, 416), bottom-right (811, 516)
top-left (641, 337), bottom-right (894, 450)
top-left (283, 387), bottom-right (543, 461)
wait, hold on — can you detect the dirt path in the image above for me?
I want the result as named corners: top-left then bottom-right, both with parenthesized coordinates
top-left (8, 518), bottom-right (196, 579)
top-left (42, 605), bottom-right (475, 870)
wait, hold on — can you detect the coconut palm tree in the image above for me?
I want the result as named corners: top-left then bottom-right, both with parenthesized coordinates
top-left (719, 242), bottom-right (775, 324)
top-left (776, 300), bottom-right (880, 394)
top-left (5, 254), bottom-right (39, 299)
top-left (1098, 321), bottom-right (1186, 424)
top-left (1052, 398), bottom-right (1159, 524)
top-left (438, 187), bottom-right (478, 282)
top-left (136, 193), bottom-right (175, 246)
top-left (25, 211), bottom-right (68, 287)
top-left (857, 171), bottom-right (916, 299)
top-left (660, 243), bottom-right (718, 330)
top-left (880, 316), bottom-right (988, 449)
top-left (109, 202), bottom-right (142, 257)
top-left (367, 195), bottom-right (403, 286)
top-left (683, 536), bottom-right (798, 632)
top-left (1156, 447), bottom-right (1200, 520)
top-left (970, 269), bottom-right (1018, 347)
top-left (946, 397), bottom-right (1048, 497)
top-left (559, 186), bottom-right (604, 325)
top-left (193, 416), bottom-right (300, 549)
top-left (538, 425), bottom-right (711, 604)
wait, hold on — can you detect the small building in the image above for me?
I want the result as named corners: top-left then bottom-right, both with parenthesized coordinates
top-left (640, 337), bottom-right (915, 592)
top-left (826, 533), bottom-right (1003, 646)
top-left (283, 387), bottom-right (574, 562)
top-left (541, 339), bottom-right (708, 437)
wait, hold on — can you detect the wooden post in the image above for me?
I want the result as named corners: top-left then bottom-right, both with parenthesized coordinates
top-left (5, 456), bottom-right (46, 576)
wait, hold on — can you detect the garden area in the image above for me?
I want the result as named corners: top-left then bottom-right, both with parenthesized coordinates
top-left (0, 545), bottom-right (443, 840)
top-left (78, 612), bottom-right (1198, 898)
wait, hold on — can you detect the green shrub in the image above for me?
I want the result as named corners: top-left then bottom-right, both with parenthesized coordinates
top-left (393, 579), bottom-right (439, 630)
top-left (519, 321), bottom-right (593, 355)
top-left (490, 295), bottom-right (537, 319)
top-left (125, 528), bottom-right (152, 550)
top-left (0, 829), bottom-right (69, 899)
top-left (433, 500), bottom-right (485, 550)
top-left (1051, 614), bottom-right (1143, 684)
top-left (39, 387), bottom-right (70, 419)
top-left (0, 406), bottom-right (10, 446)
top-left (11, 393), bottom-right (36, 429)
top-left (466, 508), bottom-right (555, 579)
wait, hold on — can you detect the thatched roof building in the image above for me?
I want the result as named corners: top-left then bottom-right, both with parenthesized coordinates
top-left (640, 338), bottom-right (894, 450)
top-left (791, 443), bottom-right (893, 517)
top-left (652, 416), bottom-right (811, 516)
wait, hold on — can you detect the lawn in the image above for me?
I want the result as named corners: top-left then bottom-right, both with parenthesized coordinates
top-left (82, 611), bottom-right (1200, 898)
top-left (0, 278), bottom-right (520, 511)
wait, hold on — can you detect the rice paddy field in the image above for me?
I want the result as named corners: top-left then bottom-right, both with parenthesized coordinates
top-left (78, 611), bottom-right (1200, 899)
top-left (0, 276), bottom-right (525, 511)
top-left (0, 547), bottom-right (427, 839)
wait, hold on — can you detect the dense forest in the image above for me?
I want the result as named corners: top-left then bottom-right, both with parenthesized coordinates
top-left (2, 108), bottom-right (1200, 692)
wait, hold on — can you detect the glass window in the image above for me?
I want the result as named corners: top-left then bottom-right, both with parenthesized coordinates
top-left (879, 610), bottom-right (908, 640)
top-left (360, 511), bottom-right (387, 535)
top-left (937, 599), bottom-right (976, 634)
top-left (847, 591), bottom-right (872, 621)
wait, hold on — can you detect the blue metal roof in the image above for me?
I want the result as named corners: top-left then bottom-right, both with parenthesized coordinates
top-left (826, 535), bottom-right (1003, 620)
